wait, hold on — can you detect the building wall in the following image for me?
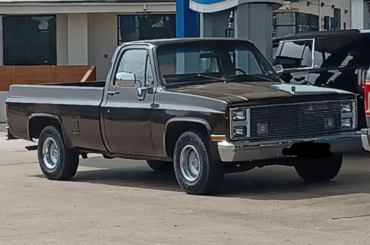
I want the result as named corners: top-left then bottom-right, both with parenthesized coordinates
top-left (278, 0), bottom-right (351, 30)
top-left (88, 13), bottom-right (118, 80)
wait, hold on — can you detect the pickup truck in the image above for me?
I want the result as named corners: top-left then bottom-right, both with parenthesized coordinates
top-left (6, 38), bottom-right (362, 195)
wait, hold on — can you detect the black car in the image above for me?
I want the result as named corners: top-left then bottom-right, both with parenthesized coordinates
top-left (273, 29), bottom-right (370, 129)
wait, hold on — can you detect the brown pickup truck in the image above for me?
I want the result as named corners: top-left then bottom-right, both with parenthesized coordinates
top-left (6, 38), bottom-right (361, 195)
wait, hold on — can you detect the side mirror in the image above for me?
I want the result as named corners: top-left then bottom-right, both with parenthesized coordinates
top-left (115, 72), bottom-right (136, 87)
top-left (273, 64), bottom-right (284, 75)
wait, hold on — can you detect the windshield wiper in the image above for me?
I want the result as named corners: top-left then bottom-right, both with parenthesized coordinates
top-left (196, 74), bottom-right (227, 82)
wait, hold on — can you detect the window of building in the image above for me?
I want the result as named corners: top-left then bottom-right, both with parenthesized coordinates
top-left (273, 13), bottom-right (319, 38)
top-left (3, 16), bottom-right (56, 65)
top-left (118, 15), bottom-right (176, 44)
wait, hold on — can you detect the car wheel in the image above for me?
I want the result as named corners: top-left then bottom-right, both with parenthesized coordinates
top-left (294, 153), bottom-right (343, 182)
top-left (146, 160), bottom-right (173, 172)
top-left (173, 131), bottom-right (224, 195)
top-left (38, 126), bottom-right (79, 180)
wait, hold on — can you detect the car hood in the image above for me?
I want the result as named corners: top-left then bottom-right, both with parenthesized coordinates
top-left (165, 81), bottom-right (354, 103)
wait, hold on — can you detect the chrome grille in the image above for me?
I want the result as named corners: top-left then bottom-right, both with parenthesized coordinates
top-left (250, 101), bottom-right (342, 139)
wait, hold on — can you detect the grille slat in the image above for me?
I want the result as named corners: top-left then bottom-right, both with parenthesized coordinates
top-left (250, 101), bottom-right (342, 139)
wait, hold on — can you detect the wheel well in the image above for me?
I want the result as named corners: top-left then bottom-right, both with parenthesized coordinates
top-left (28, 118), bottom-right (62, 140)
top-left (165, 122), bottom-right (209, 159)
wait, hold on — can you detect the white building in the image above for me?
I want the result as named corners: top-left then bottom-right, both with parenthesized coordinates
top-left (0, 0), bottom-right (176, 122)
top-left (273, 0), bottom-right (370, 37)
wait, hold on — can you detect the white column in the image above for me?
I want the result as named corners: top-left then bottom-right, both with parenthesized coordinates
top-left (351, 0), bottom-right (364, 29)
top-left (67, 13), bottom-right (88, 65)
top-left (0, 16), bottom-right (3, 66)
top-left (57, 14), bottom-right (68, 65)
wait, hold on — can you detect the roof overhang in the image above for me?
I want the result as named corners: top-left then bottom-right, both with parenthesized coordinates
top-left (0, 1), bottom-right (176, 15)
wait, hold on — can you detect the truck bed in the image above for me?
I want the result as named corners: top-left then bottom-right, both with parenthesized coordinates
top-left (6, 81), bottom-right (107, 152)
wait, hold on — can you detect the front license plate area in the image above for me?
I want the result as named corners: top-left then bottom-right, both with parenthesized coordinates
top-left (282, 142), bottom-right (331, 159)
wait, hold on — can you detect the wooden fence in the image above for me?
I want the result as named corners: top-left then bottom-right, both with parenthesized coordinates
top-left (0, 65), bottom-right (96, 91)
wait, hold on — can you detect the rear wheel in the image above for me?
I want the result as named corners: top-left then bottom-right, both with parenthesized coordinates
top-left (146, 160), bottom-right (173, 172)
top-left (173, 131), bottom-right (224, 195)
top-left (38, 126), bottom-right (79, 180)
top-left (294, 153), bottom-right (343, 182)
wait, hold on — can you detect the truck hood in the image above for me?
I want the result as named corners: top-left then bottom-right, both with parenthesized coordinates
top-left (166, 81), bottom-right (354, 103)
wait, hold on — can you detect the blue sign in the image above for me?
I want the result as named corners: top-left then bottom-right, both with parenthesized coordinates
top-left (190, 0), bottom-right (283, 13)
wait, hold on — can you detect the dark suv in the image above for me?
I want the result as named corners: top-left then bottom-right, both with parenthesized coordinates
top-left (273, 29), bottom-right (370, 128)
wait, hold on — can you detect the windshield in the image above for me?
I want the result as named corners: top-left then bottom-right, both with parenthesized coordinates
top-left (156, 41), bottom-right (279, 85)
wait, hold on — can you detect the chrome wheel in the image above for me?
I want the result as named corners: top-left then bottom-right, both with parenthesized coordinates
top-left (180, 145), bottom-right (201, 182)
top-left (42, 137), bottom-right (59, 170)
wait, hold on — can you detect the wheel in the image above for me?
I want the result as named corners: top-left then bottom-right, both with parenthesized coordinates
top-left (173, 131), bottom-right (224, 195)
top-left (38, 126), bottom-right (79, 180)
top-left (146, 160), bottom-right (173, 172)
top-left (294, 153), bottom-right (343, 182)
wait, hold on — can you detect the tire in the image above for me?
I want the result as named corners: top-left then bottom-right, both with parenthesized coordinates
top-left (37, 126), bottom-right (79, 180)
top-left (173, 131), bottom-right (224, 195)
top-left (294, 153), bottom-right (343, 182)
top-left (146, 160), bottom-right (173, 172)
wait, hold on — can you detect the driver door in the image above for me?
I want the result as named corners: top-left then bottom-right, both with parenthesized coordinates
top-left (101, 47), bottom-right (156, 155)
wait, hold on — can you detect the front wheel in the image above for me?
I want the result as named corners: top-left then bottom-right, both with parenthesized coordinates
top-left (173, 131), bottom-right (224, 195)
top-left (294, 153), bottom-right (343, 182)
top-left (38, 126), bottom-right (79, 180)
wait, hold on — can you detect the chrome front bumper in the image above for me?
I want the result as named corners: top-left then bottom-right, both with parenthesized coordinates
top-left (218, 131), bottom-right (362, 162)
top-left (361, 128), bottom-right (370, 152)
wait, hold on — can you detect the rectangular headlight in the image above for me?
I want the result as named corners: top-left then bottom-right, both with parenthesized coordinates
top-left (341, 118), bottom-right (352, 128)
top-left (232, 110), bottom-right (246, 121)
top-left (233, 126), bottom-right (247, 137)
top-left (341, 102), bottom-right (352, 113)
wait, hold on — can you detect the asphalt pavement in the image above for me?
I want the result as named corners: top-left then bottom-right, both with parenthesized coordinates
top-left (1, 132), bottom-right (370, 245)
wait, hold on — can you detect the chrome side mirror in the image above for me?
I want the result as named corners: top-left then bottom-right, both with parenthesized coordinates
top-left (116, 72), bottom-right (136, 87)
top-left (273, 64), bottom-right (284, 75)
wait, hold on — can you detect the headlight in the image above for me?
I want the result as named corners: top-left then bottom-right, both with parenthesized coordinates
top-left (341, 118), bottom-right (352, 128)
top-left (341, 101), bottom-right (356, 130)
top-left (233, 126), bottom-right (247, 137)
top-left (232, 110), bottom-right (246, 121)
top-left (341, 102), bottom-right (352, 113)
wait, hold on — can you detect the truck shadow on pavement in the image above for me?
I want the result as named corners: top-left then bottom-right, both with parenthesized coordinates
top-left (64, 152), bottom-right (370, 200)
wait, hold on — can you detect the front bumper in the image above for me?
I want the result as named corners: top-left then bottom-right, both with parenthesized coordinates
top-left (361, 128), bottom-right (370, 152)
top-left (218, 131), bottom-right (362, 162)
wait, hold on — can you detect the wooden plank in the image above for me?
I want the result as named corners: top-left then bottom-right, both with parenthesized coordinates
top-left (55, 66), bottom-right (94, 83)
top-left (15, 66), bottom-right (54, 85)
top-left (0, 66), bottom-right (16, 91)
top-left (80, 66), bottom-right (96, 82)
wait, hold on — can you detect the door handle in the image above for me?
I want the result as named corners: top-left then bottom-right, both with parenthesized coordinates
top-left (107, 91), bottom-right (120, 96)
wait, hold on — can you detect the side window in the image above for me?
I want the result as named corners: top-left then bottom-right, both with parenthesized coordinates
top-left (116, 49), bottom-right (148, 87)
top-left (275, 40), bottom-right (313, 69)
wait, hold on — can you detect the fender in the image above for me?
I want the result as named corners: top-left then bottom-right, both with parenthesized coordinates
top-left (163, 117), bottom-right (215, 158)
top-left (27, 113), bottom-right (64, 142)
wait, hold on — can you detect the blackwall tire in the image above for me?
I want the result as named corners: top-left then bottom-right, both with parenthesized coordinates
top-left (146, 160), bottom-right (173, 172)
top-left (37, 126), bottom-right (79, 180)
top-left (173, 131), bottom-right (224, 195)
top-left (294, 153), bottom-right (343, 182)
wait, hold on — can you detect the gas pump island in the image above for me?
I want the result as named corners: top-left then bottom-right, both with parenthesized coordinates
top-left (176, 0), bottom-right (283, 62)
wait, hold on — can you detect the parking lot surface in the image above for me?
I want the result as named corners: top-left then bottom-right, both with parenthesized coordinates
top-left (1, 132), bottom-right (370, 244)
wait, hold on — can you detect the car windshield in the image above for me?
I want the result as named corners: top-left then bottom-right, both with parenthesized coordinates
top-left (156, 41), bottom-right (279, 85)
